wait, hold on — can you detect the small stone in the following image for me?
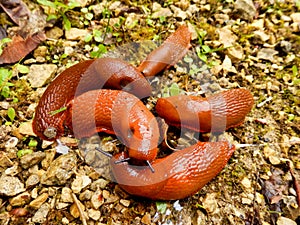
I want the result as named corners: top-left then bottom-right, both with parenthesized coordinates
top-left (88, 208), bottom-right (101, 221)
top-left (20, 151), bottom-right (46, 169)
top-left (276, 216), bottom-right (297, 225)
top-left (70, 201), bottom-right (85, 218)
top-left (222, 55), bottom-right (237, 73)
top-left (65, 28), bottom-right (90, 40)
top-left (25, 174), bottom-right (40, 188)
top-left (202, 193), bottom-right (218, 214)
top-left (32, 203), bottom-right (50, 223)
top-left (241, 177), bottom-right (252, 189)
top-left (33, 46), bottom-right (48, 59)
top-left (41, 149), bottom-right (56, 170)
top-left (56, 202), bottom-right (69, 209)
top-left (91, 189), bottom-right (104, 209)
top-left (217, 27), bottom-right (237, 48)
top-left (0, 176), bottom-right (25, 196)
top-left (71, 175), bottom-right (92, 193)
top-left (226, 45), bottom-right (244, 61)
top-left (257, 48), bottom-right (278, 62)
top-left (29, 193), bottom-right (49, 209)
top-left (290, 12), bottom-right (300, 23)
top-left (253, 30), bottom-right (270, 42)
top-left (18, 122), bottom-right (36, 137)
top-left (90, 178), bottom-right (109, 190)
top-left (242, 197), bottom-right (252, 205)
top-left (46, 27), bottom-right (64, 39)
top-left (141, 213), bottom-right (151, 225)
top-left (79, 190), bottom-right (92, 201)
top-left (9, 191), bottom-right (31, 206)
top-left (27, 64), bottom-right (57, 88)
top-left (41, 153), bottom-right (77, 185)
top-left (170, 5), bottom-right (188, 20)
top-left (234, 0), bottom-right (256, 21)
top-left (251, 19), bottom-right (265, 29)
top-left (245, 75), bottom-right (254, 83)
top-left (61, 187), bottom-right (73, 203)
top-left (5, 137), bottom-right (18, 148)
top-left (152, 3), bottom-right (172, 18)
top-left (102, 190), bottom-right (110, 199)
top-left (120, 199), bottom-right (130, 207)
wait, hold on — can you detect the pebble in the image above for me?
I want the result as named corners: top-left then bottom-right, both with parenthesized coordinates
top-left (9, 191), bottom-right (31, 206)
top-left (202, 193), bottom-right (219, 214)
top-left (170, 5), bottom-right (188, 20)
top-left (90, 178), bottom-right (110, 190)
top-left (234, 0), bottom-right (256, 21)
top-left (257, 48), bottom-right (278, 62)
top-left (27, 64), bottom-right (57, 88)
top-left (61, 187), bottom-right (74, 203)
top-left (0, 176), bottom-right (25, 196)
top-left (71, 175), bottom-right (92, 193)
top-left (141, 213), bottom-right (152, 225)
top-left (120, 199), bottom-right (130, 207)
top-left (29, 192), bottom-right (49, 209)
top-left (41, 148), bottom-right (56, 169)
top-left (88, 208), bottom-right (101, 221)
top-left (226, 45), bottom-right (244, 61)
top-left (20, 151), bottom-right (46, 169)
top-left (290, 12), bottom-right (300, 23)
top-left (32, 203), bottom-right (50, 223)
top-left (17, 123), bottom-right (35, 138)
top-left (79, 190), bottom-right (93, 201)
top-left (91, 189), bottom-right (104, 209)
top-left (41, 153), bottom-right (77, 185)
top-left (65, 28), bottom-right (90, 40)
top-left (5, 137), bottom-right (18, 148)
top-left (276, 216), bottom-right (297, 225)
top-left (25, 174), bottom-right (40, 188)
top-left (241, 177), bottom-right (252, 189)
top-left (253, 30), bottom-right (270, 42)
top-left (46, 26), bottom-right (64, 39)
top-left (152, 3), bottom-right (172, 18)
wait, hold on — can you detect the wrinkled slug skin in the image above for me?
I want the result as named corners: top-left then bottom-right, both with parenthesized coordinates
top-left (111, 141), bottom-right (235, 200)
top-left (137, 25), bottom-right (192, 77)
top-left (32, 58), bottom-right (152, 141)
top-left (66, 89), bottom-right (160, 161)
top-left (156, 89), bottom-right (254, 133)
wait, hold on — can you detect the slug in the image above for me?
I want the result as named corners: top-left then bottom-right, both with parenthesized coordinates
top-left (137, 25), bottom-right (192, 77)
top-left (32, 58), bottom-right (152, 141)
top-left (155, 89), bottom-right (254, 133)
top-left (111, 141), bottom-right (235, 200)
top-left (65, 89), bottom-right (160, 161)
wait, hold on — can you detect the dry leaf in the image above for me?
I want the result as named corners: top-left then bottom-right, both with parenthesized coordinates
top-left (0, 32), bottom-right (46, 64)
top-left (0, 0), bottom-right (30, 25)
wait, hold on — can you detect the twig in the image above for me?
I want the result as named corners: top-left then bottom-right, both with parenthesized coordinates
top-left (71, 193), bottom-right (87, 225)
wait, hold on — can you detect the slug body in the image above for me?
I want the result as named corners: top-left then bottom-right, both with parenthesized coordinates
top-left (156, 89), bottom-right (254, 133)
top-left (137, 25), bottom-right (192, 77)
top-left (111, 141), bottom-right (235, 200)
top-left (32, 58), bottom-right (152, 141)
top-left (66, 89), bottom-right (159, 161)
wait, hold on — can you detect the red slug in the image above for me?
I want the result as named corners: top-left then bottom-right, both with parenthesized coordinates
top-left (111, 141), bottom-right (235, 200)
top-left (137, 25), bottom-right (192, 77)
top-left (32, 25), bottom-right (254, 200)
top-left (65, 89), bottom-right (159, 161)
top-left (32, 58), bottom-right (152, 141)
top-left (156, 89), bottom-right (254, 133)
